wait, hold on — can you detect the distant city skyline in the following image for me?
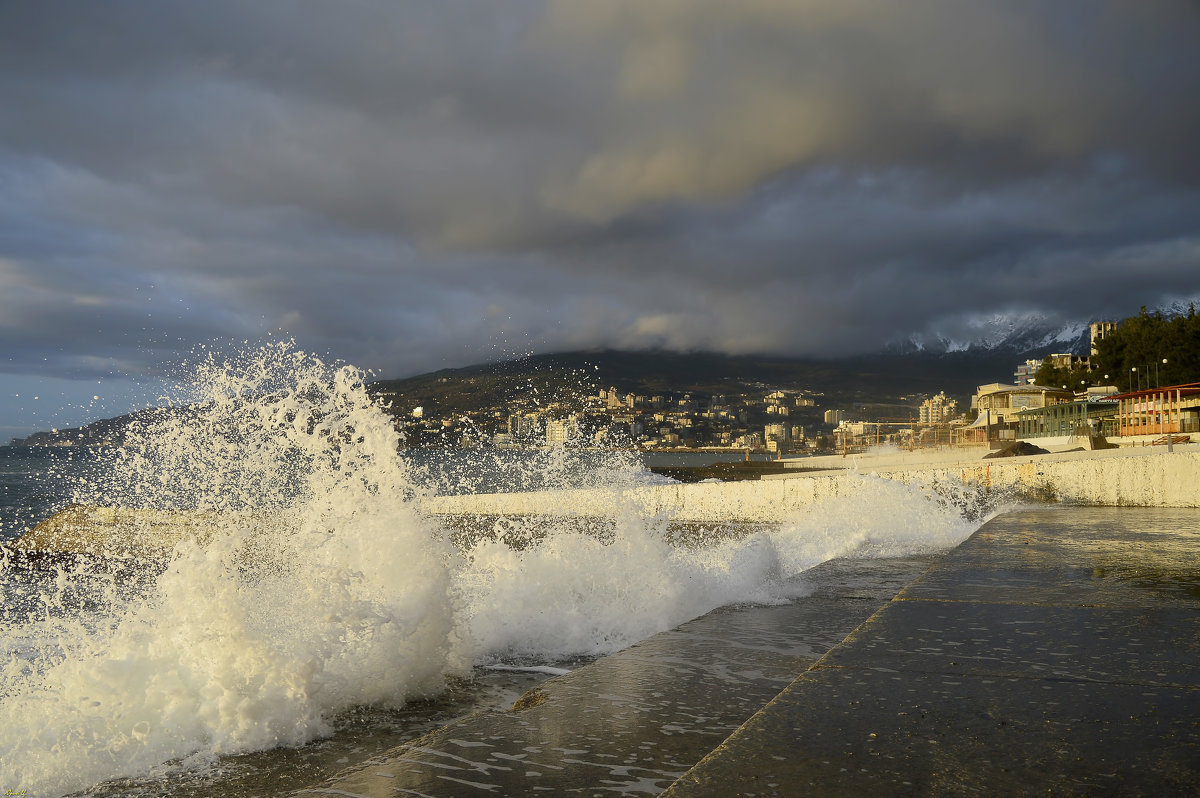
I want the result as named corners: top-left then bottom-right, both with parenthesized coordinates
top-left (3, 2), bottom-right (1199, 438)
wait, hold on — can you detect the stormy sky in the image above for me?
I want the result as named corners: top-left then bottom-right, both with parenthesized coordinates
top-left (3, 1), bottom-right (1199, 437)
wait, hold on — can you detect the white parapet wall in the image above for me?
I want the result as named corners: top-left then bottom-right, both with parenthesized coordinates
top-left (426, 447), bottom-right (1200, 522)
top-left (864, 446), bottom-right (1200, 509)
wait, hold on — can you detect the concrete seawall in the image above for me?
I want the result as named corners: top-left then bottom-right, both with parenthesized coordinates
top-left (428, 447), bottom-right (1200, 522)
top-left (856, 446), bottom-right (1200, 508)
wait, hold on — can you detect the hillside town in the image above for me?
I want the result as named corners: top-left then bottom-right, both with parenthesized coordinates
top-left (394, 320), bottom-right (1200, 455)
top-left (11, 316), bottom-right (1199, 455)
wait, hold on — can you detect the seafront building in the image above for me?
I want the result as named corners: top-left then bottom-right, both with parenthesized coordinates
top-left (1112, 382), bottom-right (1200, 437)
top-left (545, 417), bottom-right (579, 445)
top-left (970, 383), bottom-right (1075, 421)
top-left (957, 383), bottom-right (1074, 445)
top-left (1015, 391), bottom-right (1120, 439)
top-left (984, 379), bottom-right (1200, 445)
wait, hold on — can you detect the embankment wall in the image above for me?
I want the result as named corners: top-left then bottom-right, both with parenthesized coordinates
top-left (426, 447), bottom-right (1200, 522)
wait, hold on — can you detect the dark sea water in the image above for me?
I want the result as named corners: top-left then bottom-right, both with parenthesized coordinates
top-left (0, 346), bottom-right (990, 796)
top-left (1, 445), bottom-right (81, 544)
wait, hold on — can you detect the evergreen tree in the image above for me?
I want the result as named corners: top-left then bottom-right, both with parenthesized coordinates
top-left (1092, 305), bottom-right (1200, 390)
top-left (1032, 359), bottom-right (1092, 392)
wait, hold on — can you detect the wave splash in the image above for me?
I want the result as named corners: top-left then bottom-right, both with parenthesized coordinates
top-left (1, 344), bottom-right (463, 794)
top-left (0, 344), bottom-right (990, 795)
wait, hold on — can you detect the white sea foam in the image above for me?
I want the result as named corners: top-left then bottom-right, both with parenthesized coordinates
top-left (0, 343), bottom-right (990, 795)
top-left (769, 474), bottom-right (990, 574)
top-left (461, 514), bottom-right (785, 662)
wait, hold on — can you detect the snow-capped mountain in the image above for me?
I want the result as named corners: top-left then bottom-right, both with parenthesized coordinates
top-left (901, 294), bottom-right (1200, 358)
top-left (887, 312), bottom-right (1092, 357)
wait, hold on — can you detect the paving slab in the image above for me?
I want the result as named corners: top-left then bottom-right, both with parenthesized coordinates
top-left (292, 555), bottom-right (936, 797)
top-left (664, 507), bottom-right (1200, 797)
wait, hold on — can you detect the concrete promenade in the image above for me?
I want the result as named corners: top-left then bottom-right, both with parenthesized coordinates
top-left (297, 505), bottom-right (1200, 797)
top-left (665, 506), bottom-right (1200, 796)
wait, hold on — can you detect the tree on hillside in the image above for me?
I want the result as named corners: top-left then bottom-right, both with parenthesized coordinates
top-left (1092, 305), bottom-right (1200, 390)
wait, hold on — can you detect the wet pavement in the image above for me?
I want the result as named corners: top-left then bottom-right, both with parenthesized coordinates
top-left (295, 507), bottom-right (1200, 797)
top-left (291, 555), bottom-right (937, 796)
top-left (664, 507), bottom-right (1200, 797)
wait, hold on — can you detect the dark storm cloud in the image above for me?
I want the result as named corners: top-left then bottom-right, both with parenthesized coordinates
top-left (2, 0), bottom-right (1200, 432)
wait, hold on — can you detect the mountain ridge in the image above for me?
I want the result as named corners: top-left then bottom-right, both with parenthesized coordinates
top-left (18, 303), bottom-right (1167, 447)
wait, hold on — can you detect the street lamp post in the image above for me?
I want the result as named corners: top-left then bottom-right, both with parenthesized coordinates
top-left (1161, 359), bottom-right (1172, 451)
top-left (1081, 380), bottom-right (1089, 434)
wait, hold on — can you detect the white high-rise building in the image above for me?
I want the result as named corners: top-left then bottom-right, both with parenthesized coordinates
top-left (764, 423), bottom-right (789, 444)
top-left (919, 392), bottom-right (958, 424)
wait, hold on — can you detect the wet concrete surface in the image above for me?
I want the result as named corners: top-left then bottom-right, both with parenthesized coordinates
top-left (664, 507), bottom-right (1200, 797)
top-left (291, 555), bottom-right (937, 796)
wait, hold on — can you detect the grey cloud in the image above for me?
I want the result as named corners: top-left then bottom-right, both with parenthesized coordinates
top-left (7, 1), bottom-right (1193, 246)
top-left (1, 0), bottom-right (1199, 433)
top-left (533, 1), bottom-right (1200, 223)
